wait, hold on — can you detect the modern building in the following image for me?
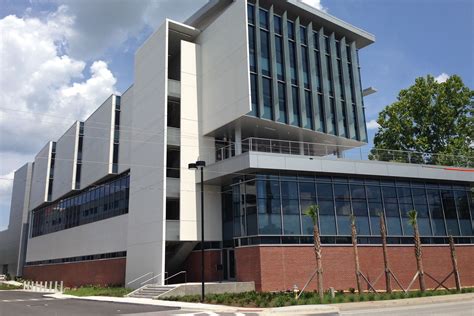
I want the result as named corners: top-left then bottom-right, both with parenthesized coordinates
top-left (1, 0), bottom-right (473, 291)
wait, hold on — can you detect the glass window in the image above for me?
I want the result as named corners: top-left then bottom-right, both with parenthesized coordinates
top-left (427, 189), bottom-right (446, 236)
top-left (291, 87), bottom-right (300, 126)
top-left (314, 51), bottom-right (321, 92)
top-left (250, 74), bottom-right (258, 116)
top-left (299, 182), bottom-right (316, 200)
top-left (275, 36), bottom-right (285, 81)
top-left (368, 202), bottom-right (383, 235)
top-left (301, 47), bottom-right (310, 89)
top-left (248, 25), bottom-right (256, 73)
top-left (277, 83), bottom-right (287, 123)
top-left (300, 26), bottom-right (307, 44)
top-left (319, 200), bottom-right (336, 235)
top-left (289, 42), bottom-right (298, 85)
top-left (304, 90), bottom-right (313, 130)
top-left (259, 9), bottom-right (269, 29)
top-left (257, 180), bottom-right (280, 199)
top-left (247, 4), bottom-right (255, 24)
top-left (282, 199), bottom-right (301, 234)
top-left (287, 21), bottom-right (295, 39)
top-left (262, 77), bottom-right (273, 120)
top-left (334, 184), bottom-right (350, 200)
top-left (455, 190), bottom-right (472, 236)
top-left (336, 201), bottom-right (351, 235)
top-left (281, 181), bottom-right (298, 199)
top-left (274, 15), bottom-right (282, 34)
top-left (258, 195), bottom-right (281, 235)
top-left (441, 190), bottom-right (460, 235)
top-left (260, 30), bottom-right (271, 76)
top-left (352, 201), bottom-right (370, 234)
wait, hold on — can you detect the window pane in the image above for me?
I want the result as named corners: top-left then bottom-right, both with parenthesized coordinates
top-left (259, 9), bottom-right (268, 29)
top-left (262, 77), bottom-right (273, 119)
top-left (336, 201), bottom-right (351, 235)
top-left (277, 82), bottom-right (287, 123)
top-left (427, 190), bottom-right (446, 236)
top-left (281, 181), bottom-right (298, 199)
top-left (291, 87), bottom-right (300, 126)
top-left (441, 190), bottom-right (460, 235)
top-left (260, 30), bottom-right (271, 76)
top-left (257, 180), bottom-right (280, 199)
top-left (275, 37), bottom-right (285, 81)
top-left (250, 74), bottom-right (258, 116)
top-left (455, 190), bottom-right (472, 236)
top-left (304, 90), bottom-right (313, 129)
top-left (334, 184), bottom-right (350, 200)
top-left (299, 182), bottom-right (316, 200)
top-left (274, 15), bottom-right (282, 34)
top-left (319, 200), bottom-right (336, 235)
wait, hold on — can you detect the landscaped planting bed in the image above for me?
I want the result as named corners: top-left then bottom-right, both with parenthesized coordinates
top-left (163, 287), bottom-right (474, 308)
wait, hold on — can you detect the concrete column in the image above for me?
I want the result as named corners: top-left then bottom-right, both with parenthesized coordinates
top-left (235, 126), bottom-right (242, 155)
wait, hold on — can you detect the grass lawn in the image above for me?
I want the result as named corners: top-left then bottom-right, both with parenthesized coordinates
top-left (64, 286), bottom-right (132, 297)
top-left (0, 283), bottom-right (22, 290)
top-left (163, 287), bottom-right (474, 308)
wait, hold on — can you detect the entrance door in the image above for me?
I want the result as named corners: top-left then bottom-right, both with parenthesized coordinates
top-left (223, 249), bottom-right (236, 280)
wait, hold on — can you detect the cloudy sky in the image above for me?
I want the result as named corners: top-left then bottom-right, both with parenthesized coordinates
top-left (0, 0), bottom-right (473, 230)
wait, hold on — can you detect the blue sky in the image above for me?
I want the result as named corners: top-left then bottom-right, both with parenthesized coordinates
top-left (0, 0), bottom-right (472, 230)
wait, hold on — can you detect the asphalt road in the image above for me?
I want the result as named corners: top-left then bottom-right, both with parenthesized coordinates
top-left (0, 291), bottom-right (180, 316)
top-left (339, 300), bottom-right (474, 316)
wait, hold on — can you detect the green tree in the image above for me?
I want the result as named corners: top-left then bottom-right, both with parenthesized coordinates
top-left (304, 205), bottom-right (324, 301)
top-left (408, 210), bottom-right (426, 292)
top-left (371, 75), bottom-right (474, 166)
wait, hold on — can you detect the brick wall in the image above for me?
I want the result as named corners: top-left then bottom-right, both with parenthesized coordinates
top-left (23, 258), bottom-right (126, 288)
top-left (184, 250), bottom-right (223, 282)
top-left (236, 245), bottom-right (474, 292)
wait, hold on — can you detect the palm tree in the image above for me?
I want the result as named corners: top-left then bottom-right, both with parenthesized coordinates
top-left (379, 213), bottom-right (392, 293)
top-left (350, 215), bottom-right (362, 294)
top-left (408, 210), bottom-right (426, 292)
top-left (304, 204), bottom-right (324, 301)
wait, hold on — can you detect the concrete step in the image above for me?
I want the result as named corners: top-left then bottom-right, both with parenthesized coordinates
top-left (128, 285), bottom-right (176, 299)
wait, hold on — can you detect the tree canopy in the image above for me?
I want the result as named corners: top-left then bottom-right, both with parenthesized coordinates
top-left (371, 75), bottom-right (473, 165)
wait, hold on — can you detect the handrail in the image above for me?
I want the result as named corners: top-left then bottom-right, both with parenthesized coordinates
top-left (140, 272), bottom-right (168, 286)
top-left (127, 271), bottom-right (153, 285)
top-left (214, 137), bottom-right (473, 168)
top-left (164, 271), bottom-right (187, 284)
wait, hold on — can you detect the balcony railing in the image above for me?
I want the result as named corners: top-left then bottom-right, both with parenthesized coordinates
top-left (215, 137), bottom-right (473, 168)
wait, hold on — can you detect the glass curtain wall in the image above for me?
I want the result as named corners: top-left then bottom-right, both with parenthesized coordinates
top-left (31, 173), bottom-right (130, 237)
top-left (223, 173), bottom-right (473, 243)
top-left (246, 2), bottom-right (366, 142)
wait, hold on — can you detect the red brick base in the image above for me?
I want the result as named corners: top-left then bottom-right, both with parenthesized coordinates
top-left (235, 245), bottom-right (474, 292)
top-left (23, 258), bottom-right (126, 288)
top-left (184, 250), bottom-right (223, 283)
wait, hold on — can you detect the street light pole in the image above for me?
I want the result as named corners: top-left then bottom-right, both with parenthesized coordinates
top-left (188, 160), bottom-right (206, 303)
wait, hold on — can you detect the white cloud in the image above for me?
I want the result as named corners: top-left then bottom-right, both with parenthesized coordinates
top-left (300, 0), bottom-right (328, 12)
top-left (366, 119), bottom-right (381, 130)
top-left (434, 73), bottom-right (450, 83)
top-left (0, 7), bottom-right (117, 226)
top-left (51, 0), bottom-right (207, 59)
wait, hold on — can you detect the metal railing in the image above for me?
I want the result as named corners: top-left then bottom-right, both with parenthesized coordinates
top-left (127, 271), bottom-right (153, 286)
top-left (164, 271), bottom-right (187, 284)
top-left (140, 272), bottom-right (168, 286)
top-left (215, 137), bottom-right (473, 168)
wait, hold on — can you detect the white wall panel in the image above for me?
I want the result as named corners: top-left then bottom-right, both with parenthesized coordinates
top-left (125, 21), bottom-right (168, 287)
top-left (197, 0), bottom-right (250, 135)
top-left (0, 163), bottom-right (32, 276)
top-left (29, 142), bottom-right (52, 209)
top-left (25, 215), bottom-right (128, 262)
top-left (52, 122), bottom-right (79, 200)
top-left (81, 95), bottom-right (115, 189)
top-left (118, 86), bottom-right (133, 174)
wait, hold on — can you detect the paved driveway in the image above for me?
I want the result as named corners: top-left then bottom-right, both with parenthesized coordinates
top-left (0, 291), bottom-right (179, 316)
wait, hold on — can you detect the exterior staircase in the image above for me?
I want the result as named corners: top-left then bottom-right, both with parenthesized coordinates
top-left (127, 284), bottom-right (177, 299)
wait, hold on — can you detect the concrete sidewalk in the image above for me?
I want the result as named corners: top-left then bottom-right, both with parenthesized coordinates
top-left (334, 292), bottom-right (474, 312)
top-left (44, 292), bottom-right (474, 315)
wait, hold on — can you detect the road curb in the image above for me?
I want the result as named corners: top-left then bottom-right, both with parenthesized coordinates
top-left (334, 292), bottom-right (474, 311)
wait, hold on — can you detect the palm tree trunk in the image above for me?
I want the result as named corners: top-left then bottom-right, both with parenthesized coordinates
top-left (351, 219), bottom-right (362, 294)
top-left (380, 214), bottom-right (392, 293)
top-left (313, 223), bottom-right (324, 301)
top-left (413, 225), bottom-right (426, 292)
top-left (449, 235), bottom-right (461, 291)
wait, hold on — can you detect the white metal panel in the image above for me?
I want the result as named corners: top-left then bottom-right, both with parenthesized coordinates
top-left (25, 215), bottom-right (128, 262)
top-left (52, 122), bottom-right (79, 200)
top-left (125, 21), bottom-right (168, 287)
top-left (118, 86), bottom-right (133, 174)
top-left (197, 0), bottom-right (251, 135)
top-left (0, 163), bottom-right (33, 276)
top-left (81, 95), bottom-right (115, 189)
top-left (180, 40), bottom-right (200, 240)
top-left (29, 142), bottom-right (52, 209)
